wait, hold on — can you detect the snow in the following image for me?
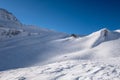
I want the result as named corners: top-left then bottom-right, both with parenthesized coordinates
top-left (51, 32), bottom-right (120, 61)
top-left (0, 8), bottom-right (21, 25)
top-left (1, 59), bottom-right (120, 80)
top-left (0, 8), bottom-right (120, 80)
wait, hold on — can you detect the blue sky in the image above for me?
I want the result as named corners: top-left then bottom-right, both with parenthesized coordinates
top-left (0, 0), bottom-right (120, 34)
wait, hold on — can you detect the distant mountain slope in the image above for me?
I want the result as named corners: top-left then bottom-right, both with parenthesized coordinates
top-left (0, 8), bottom-right (69, 71)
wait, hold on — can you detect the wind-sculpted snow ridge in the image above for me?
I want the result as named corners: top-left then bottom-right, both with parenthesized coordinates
top-left (50, 28), bottom-right (120, 62)
top-left (1, 58), bottom-right (120, 80)
top-left (91, 28), bottom-right (120, 47)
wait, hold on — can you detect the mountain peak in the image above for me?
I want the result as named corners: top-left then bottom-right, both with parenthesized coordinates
top-left (99, 28), bottom-right (110, 37)
top-left (0, 8), bottom-right (21, 24)
top-left (99, 28), bottom-right (109, 31)
top-left (89, 28), bottom-right (120, 47)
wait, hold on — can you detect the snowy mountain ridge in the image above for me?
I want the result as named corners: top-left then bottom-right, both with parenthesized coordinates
top-left (0, 8), bottom-right (21, 26)
top-left (0, 8), bottom-right (120, 80)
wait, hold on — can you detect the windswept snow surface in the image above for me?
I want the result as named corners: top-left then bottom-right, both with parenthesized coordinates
top-left (1, 59), bottom-right (120, 80)
top-left (0, 8), bottom-right (120, 80)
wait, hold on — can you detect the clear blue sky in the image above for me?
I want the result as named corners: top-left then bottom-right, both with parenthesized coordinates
top-left (0, 0), bottom-right (120, 34)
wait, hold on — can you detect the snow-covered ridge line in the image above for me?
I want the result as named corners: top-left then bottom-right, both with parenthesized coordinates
top-left (0, 8), bottom-right (21, 24)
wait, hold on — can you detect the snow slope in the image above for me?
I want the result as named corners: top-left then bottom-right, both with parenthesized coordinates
top-left (0, 8), bottom-right (70, 71)
top-left (1, 59), bottom-right (120, 80)
top-left (51, 29), bottom-right (120, 62)
top-left (0, 8), bottom-right (120, 80)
